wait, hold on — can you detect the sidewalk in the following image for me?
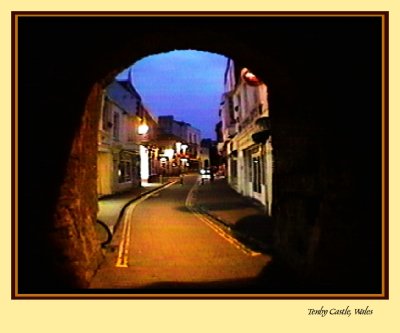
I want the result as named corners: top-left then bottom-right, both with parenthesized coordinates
top-left (97, 179), bottom-right (177, 234)
top-left (193, 177), bottom-right (275, 253)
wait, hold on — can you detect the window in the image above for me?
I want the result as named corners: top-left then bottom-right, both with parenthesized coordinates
top-left (252, 156), bottom-right (262, 193)
top-left (248, 151), bottom-right (252, 181)
top-left (102, 100), bottom-right (111, 130)
top-left (118, 159), bottom-right (132, 183)
top-left (231, 158), bottom-right (237, 180)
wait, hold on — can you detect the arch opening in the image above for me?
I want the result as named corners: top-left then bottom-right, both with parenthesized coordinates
top-left (17, 15), bottom-right (384, 295)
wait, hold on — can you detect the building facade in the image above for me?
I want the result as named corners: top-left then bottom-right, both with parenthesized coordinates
top-left (97, 77), bottom-right (158, 196)
top-left (219, 59), bottom-right (273, 214)
top-left (157, 115), bottom-right (201, 173)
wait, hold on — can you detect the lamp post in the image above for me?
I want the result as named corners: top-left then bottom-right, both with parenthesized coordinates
top-left (180, 144), bottom-right (189, 173)
top-left (138, 120), bottom-right (150, 186)
top-left (138, 122), bottom-right (149, 135)
top-left (175, 142), bottom-right (182, 174)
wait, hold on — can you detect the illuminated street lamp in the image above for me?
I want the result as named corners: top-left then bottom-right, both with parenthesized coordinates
top-left (138, 122), bottom-right (149, 135)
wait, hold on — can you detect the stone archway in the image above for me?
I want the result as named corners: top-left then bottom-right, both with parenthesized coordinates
top-left (50, 28), bottom-right (294, 290)
top-left (17, 15), bottom-right (383, 293)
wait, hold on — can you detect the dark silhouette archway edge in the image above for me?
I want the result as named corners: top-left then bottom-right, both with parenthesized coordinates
top-left (13, 12), bottom-right (388, 298)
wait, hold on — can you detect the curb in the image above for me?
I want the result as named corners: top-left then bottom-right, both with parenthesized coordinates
top-left (195, 204), bottom-right (272, 254)
top-left (100, 181), bottom-right (176, 239)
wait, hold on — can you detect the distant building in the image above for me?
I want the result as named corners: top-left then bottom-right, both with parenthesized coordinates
top-left (200, 138), bottom-right (221, 172)
top-left (157, 115), bottom-right (201, 173)
top-left (199, 140), bottom-right (211, 169)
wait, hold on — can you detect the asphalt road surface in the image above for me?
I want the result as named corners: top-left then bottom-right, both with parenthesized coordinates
top-left (89, 175), bottom-right (271, 292)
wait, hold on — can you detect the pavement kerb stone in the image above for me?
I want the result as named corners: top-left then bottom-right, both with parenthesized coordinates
top-left (194, 204), bottom-right (271, 254)
top-left (196, 205), bottom-right (236, 240)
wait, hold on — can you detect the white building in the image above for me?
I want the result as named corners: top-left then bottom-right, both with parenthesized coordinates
top-left (97, 77), bottom-right (158, 196)
top-left (219, 59), bottom-right (273, 215)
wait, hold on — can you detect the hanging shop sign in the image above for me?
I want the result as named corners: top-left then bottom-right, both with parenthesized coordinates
top-left (242, 69), bottom-right (263, 86)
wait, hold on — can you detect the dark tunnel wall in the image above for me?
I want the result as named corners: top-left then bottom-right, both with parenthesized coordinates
top-left (16, 15), bottom-right (385, 294)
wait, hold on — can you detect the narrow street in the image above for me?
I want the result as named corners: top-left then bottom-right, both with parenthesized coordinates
top-left (89, 174), bottom-right (271, 291)
top-left (16, 14), bottom-right (385, 299)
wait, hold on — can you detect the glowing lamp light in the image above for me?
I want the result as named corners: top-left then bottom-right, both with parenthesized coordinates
top-left (164, 148), bottom-right (175, 160)
top-left (181, 144), bottom-right (188, 153)
top-left (138, 123), bottom-right (149, 135)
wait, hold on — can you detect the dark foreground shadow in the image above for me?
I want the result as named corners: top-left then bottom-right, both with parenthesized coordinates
top-left (230, 214), bottom-right (274, 252)
top-left (86, 267), bottom-right (381, 296)
top-left (21, 250), bottom-right (382, 296)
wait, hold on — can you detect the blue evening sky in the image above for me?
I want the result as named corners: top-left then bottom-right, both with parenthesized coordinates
top-left (116, 50), bottom-right (228, 140)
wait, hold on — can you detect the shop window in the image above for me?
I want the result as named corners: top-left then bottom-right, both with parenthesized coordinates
top-left (231, 158), bottom-right (237, 179)
top-left (247, 152), bottom-right (252, 181)
top-left (118, 160), bottom-right (132, 183)
top-left (252, 156), bottom-right (262, 193)
top-left (102, 100), bottom-right (112, 130)
top-left (260, 150), bottom-right (265, 185)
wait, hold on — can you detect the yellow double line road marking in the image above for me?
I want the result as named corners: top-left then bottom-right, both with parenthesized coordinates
top-left (115, 203), bottom-right (133, 268)
top-left (186, 181), bottom-right (261, 257)
top-left (116, 179), bottom-right (260, 268)
top-left (115, 181), bottom-right (177, 268)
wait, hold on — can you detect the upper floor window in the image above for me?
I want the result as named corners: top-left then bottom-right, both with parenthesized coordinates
top-left (102, 100), bottom-right (112, 131)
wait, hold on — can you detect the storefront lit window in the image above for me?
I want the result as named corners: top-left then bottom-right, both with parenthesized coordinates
top-left (118, 160), bottom-right (132, 183)
top-left (118, 152), bottom-right (133, 183)
top-left (252, 156), bottom-right (262, 193)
